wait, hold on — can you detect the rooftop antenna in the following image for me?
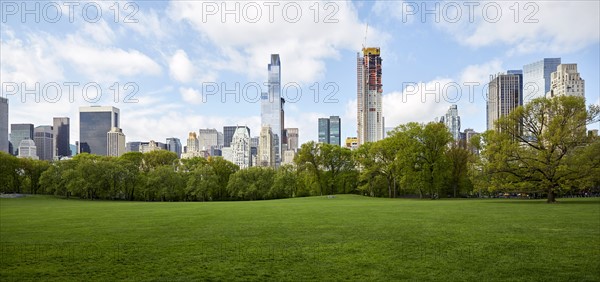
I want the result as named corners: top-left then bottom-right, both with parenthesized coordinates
top-left (362, 23), bottom-right (368, 50)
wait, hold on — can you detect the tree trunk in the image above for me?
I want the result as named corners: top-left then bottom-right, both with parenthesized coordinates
top-left (547, 189), bottom-right (556, 203)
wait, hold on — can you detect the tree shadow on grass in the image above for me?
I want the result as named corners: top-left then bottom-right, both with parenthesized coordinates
top-left (482, 199), bottom-right (600, 205)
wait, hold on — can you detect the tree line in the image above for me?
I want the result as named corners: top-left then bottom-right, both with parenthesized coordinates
top-left (1, 96), bottom-right (597, 203)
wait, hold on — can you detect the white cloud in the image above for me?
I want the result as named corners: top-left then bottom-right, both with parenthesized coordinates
top-left (81, 19), bottom-right (116, 45)
top-left (437, 1), bottom-right (600, 55)
top-left (179, 87), bottom-right (203, 104)
top-left (169, 50), bottom-right (195, 83)
top-left (167, 0), bottom-right (388, 84)
top-left (459, 59), bottom-right (504, 85)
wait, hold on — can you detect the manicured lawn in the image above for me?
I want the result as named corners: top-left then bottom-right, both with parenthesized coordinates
top-left (1, 195), bottom-right (599, 281)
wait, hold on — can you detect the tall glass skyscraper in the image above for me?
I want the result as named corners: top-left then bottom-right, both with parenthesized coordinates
top-left (53, 117), bottom-right (70, 158)
top-left (443, 105), bottom-right (461, 141)
top-left (0, 97), bottom-right (8, 153)
top-left (329, 116), bottom-right (341, 146)
top-left (261, 54), bottom-right (282, 167)
top-left (318, 118), bottom-right (330, 144)
top-left (522, 58), bottom-right (561, 103)
top-left (10, 123), bottom-right (34, 156)
top-left (166, 137), bottom-right (182, 157)
top-left (79, 106), bottom-right (120, 156)
top-left (34, 125), bottom-right (54, 161)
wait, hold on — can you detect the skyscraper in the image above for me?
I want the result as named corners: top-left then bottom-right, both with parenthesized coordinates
top-left (107, 127), bottom-right (126, 157)
top-left (357, 47), bottom-right (383, 145)
top-left (53, 117), bottom-right (70, 158)
top-left (547, 64), bottom-right (585, 99)
top-left (223, 126), bottom-right (238, 147)
top-left (329, 116), bottom-right (341, 146)
top-left (10, 124), bottom-right (33, 156)
top-left (79, 106), bottom-right (120, 156)
top-left (0, 97), bottom-right (8, 153)
top-left (228, 126), bottom-right (251, 169)
top-left (258, 126), bottom-right (274, 167)
top-left (198, 128), bottom-right (220, 152)
top-left (284, 128), bottom-right (299, 151)
top-left (34, 125), bottom-right (53, 161)
top-left (522, 58), bottom-right (561, 103)
top-left (487, 71), bottom-right (523, 131)
top-left (126, 141), bottom-right (141, 153)
top-left (261, 54), bottom-right (282, 166)
top-left (166, 137), bottom-right (182, 158)
top-left (444, 105), bottom-right (461, 141)
top-left (318, 118), bottom-right (330, 144)
top-left (187, 132), bottom-right (199, 153)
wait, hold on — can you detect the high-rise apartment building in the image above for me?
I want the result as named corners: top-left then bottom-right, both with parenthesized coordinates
top-left (261, 54), bottom-right (283, 166)
top-left (79, 106), bottom-right (120, 156)
top-left (0, 97), bottom-right (7, 153)
top-left (166, 137), bottom-right (182, 157)
top-left (107, 127), bottom-right (126, 157)
top-left (228, 126), bottom-right (251, 169)
top-left (547, 64), bottom-right (585, 99)
top-left (198, 128), bottom-right (220, 152)
top-left (284, 128), bottom-right (299, 151)
top-left (443, 105), bottom-right (461, 141)
top-left (357, 47), bottom-right (383, 145)
top-left (258, 126), bottom-right (274, 167)
top-left (53, 117), bottom-right (70, 158)
top-left (34, 125), bottom-right (53, 161)
top-left (10, 123), bottom-right (34, 156)
top-left (487, 71), bottom-right (523, 131)
top-left (186, 132), bottom-right (199, 153)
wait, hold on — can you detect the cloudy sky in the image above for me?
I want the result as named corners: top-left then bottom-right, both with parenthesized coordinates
top-left (1, 0), bottom-right (599, 145)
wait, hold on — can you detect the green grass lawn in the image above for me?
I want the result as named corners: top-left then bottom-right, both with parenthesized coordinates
top-left (1, 195), bottom-right (599, 281)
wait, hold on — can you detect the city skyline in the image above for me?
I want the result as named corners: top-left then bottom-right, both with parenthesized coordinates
top-left (1, 1), bottom-right (599, 148)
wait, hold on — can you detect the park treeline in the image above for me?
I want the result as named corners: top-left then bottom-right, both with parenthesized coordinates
top-left (0, 96), bottom-right (598, 202)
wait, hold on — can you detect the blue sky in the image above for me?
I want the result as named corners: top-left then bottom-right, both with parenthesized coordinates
top-left (1, 0), bottom-right (599, 145)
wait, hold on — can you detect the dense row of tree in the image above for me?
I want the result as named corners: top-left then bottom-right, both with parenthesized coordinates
top-left (1, 96), bottom-right (597, 203)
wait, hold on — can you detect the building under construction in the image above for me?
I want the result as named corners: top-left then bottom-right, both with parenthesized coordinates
top-left (357, 47), bottom-right (383, 145)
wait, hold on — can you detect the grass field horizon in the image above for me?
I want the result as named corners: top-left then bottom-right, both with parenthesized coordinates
top-left (1, 195), bottom-right (599, 281)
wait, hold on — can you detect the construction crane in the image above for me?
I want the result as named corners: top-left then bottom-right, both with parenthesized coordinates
top-left (362, 23), bottom-right (368, 51)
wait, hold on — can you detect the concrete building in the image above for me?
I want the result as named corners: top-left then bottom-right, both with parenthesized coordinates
top-left (523, 58), bottom-right (561, 103)
top-left (126, 142), bottom-right (141, 153)
top-left (487, 71), bottom-right (523, 131)
top-left (282, 150), bottom-right (296, 166)
top-left (284, 128), bottom-right (299, 151)
top-left (198, 128), bottom-right (221, 154)
top-left (140, 140), bottom-right (163, 153)
top-left (34, 125), bottom-right (53, 161)
top-left (261, 54), bottom-right (283, 166)
top-left (258, 126), bottom-right (275, 167)
top-left (357, 47), bottom-right (383, 145)
top-left (0, 97), bottom-right (7, 153)
top-left (53, 117), bottom-right (70, 158)
top-left (345, 137), bottom-right (359, 150)
top-left (107, 127), bottom-right (126, 157)
top-left (10, 124), bottom-right (34, 156)
top-left (226, 126), bottom-right (251, 169)
top-left (18, 139), bottom-right (38, 160)
top-left (79, 106), bottom-right (120, 156)
top-left (186, 132), bottom-right (199, 153)
top-left (547, 64), bottom-right (585, 99)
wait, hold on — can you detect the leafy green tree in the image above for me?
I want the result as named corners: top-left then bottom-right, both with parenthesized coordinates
top-left (445, 143), bottom-right (472, 197)
top-left (483, 96), bottom-right (600, 203)
top-left (186, 165), bottom-right (219, 201)
top-left (295, 141), bottom-right (324, 195)
top-left (143, 150), bottom-right (178, 171)
top-left (20, 159), bottom-right (50, 194)
top-left (227, 167), bottom-right (275, 200)
top-left (320, 144), bottom-right (355, 195)
top-left (271, 164), bottom-right (298, 198)
top-left (0, 152), bottom-right (23, 193)
top-left (145, 165), bottom-right (183, 201)
top-left (207, 157), bottom-right (239, 200)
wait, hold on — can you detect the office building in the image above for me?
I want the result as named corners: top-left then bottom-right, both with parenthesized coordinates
top-left (258, 126), bottom-right (275, 167)
top-left (547, 64), bottom-right (585, 99)
top-left (318, 118), bottom-right (330, 144)
top-left (523, 58), bottom-right (561, 103)
top-left (34, 125), bottom-right (53, 161)
top-left (18, 139), bottom-right (38, 160)
top-left (261, 54), bottom-right (283, 166)
top-left (107, 127), bottom-right (126, 157)
top-left (329, 116), bottom-right (341, 146)
top-left (0, 97), bottom-right (7, 153)
top-left (53, 117), bottom-right (70, 158)
top-left (357, 47), bottom-right (383, 145)
top-left (126, 142), bottom-right (141, 153)
top-left (250, 136), bottom-right (259, 165)
top-left (166, 137), bottom-right (182, 158)
top-left (10, 123), bottom-right (34, 156)
top-left (198, 128), bottom-right (220, 152)
top-left (487, 71), bottom-right (523, 131)
top-left (79, 106), bottom-right (120, 155)
top-left (223, 126), bottom-right (237, 147)
top-left (285, 128), bottom-right (299, 151)
top-left (443, 105), bottom-right (461, 141)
